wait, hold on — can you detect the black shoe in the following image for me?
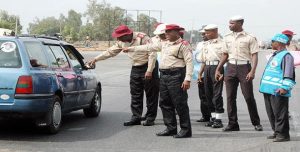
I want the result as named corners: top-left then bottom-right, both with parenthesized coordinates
top-left (142, 120), bottom-right (155, 126)
top-left (173, 129), bottom-right (192, 138)
top-left (156, 129), bottom-right (177, 136)
top-left (205, 118), bottom-right (215, 127)
top-left (254, 125), bottom-right (263, 131)
top-left (273, 136), bottom-right (290, 142)
top-left (267, 134), bottom-right (276, 139)
top-left (123, 120), bottom-right (141, 126)
top-left (211, 119), bottom-right (223, 128)
top-left (222, 125), bottom-right (240, 132)
top-left (141, 116), bottom-right (146, 121)
top-left (196, 117), bottom-right (210, 122)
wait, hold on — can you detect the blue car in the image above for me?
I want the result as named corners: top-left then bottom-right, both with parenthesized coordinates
top-left (0, 36), bottom-right (102, 134)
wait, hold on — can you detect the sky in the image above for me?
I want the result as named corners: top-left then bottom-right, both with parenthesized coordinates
top-left (1, 0), bottom-right (300, 41)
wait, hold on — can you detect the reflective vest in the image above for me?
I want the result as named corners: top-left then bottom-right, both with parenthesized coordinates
top-left (259, 50), bottom-right (295, 97)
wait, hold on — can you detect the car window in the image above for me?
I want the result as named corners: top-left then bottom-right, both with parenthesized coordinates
top-left (44, 45), bottom-right (59, 68)
top-left (0, 40), bottom-right (21, 68)
top-left (64, 46), bottom-right (82, 70)
top-left (49, 45), bottom-right (70, 69)
top-left (24, 41), bottom-right (48, 68)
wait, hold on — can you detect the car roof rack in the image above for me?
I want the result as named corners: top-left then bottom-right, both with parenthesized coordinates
top-left (16, 35), bottom-right (60, 41)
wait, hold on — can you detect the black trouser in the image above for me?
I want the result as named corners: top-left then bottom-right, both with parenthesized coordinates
top-left (224, 63), bottom-right (260, 126)
top-left (263, 94), bottom-right (289, 138)
top-left (204, 65), bottom-right (224, 114)
top-left (130, 61), bottom-right (159, 122)
top-left (198, 82), bottom-right (212, 119)
top-left (159, 67), bottom-right (191, 132)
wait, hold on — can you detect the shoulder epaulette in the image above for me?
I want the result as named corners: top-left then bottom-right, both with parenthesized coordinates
top-left (181, 39), bottom-right (190, 46)
top-left (224, 33), bottom-right (232, 37)
top-left (137, 33), bottom-right (146, 38)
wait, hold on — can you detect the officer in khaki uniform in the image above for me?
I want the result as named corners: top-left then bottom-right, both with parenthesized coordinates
top-left (124, 24), bottom-right (193, 138)
top-left (195, 28), bottom-right (213, 123)
top-left (198, 24), bottom-right (225, 128)
top-left (88, 25), bottom-right (159, 126)
top-left (215, 16), bottom-right (263, 132)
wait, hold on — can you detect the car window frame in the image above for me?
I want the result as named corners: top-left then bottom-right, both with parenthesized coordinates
top-left (23, 40), bottom-right (50, 69)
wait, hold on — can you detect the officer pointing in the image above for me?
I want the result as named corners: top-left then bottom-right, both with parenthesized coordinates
top-left (123, 24), bottom-right (193, 138)
top-left (88, 25), bottom-right (159, 126)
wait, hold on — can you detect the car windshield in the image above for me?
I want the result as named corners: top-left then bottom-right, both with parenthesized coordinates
top-left (0, 40), bottom-right (21, 68)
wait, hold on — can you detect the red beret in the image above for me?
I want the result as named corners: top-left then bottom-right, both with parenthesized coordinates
top-left (282, 30), bottom-right (296, 36)
top-left (112, 25), bottom-right (133, 38)
top-left (165, 24), bottom-right (184, 31)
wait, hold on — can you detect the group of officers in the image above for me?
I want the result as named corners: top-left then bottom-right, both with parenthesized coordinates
top-left (88, 15), bottom-right (296, 141)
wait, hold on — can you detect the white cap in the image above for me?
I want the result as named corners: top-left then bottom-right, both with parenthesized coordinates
top-left (230, 15), bottom-right (244, 21)
top-left (204, 24), bottom-right (218, 30)
top-left (153, 23), bottom-right (167, 35)
top-left (199, 29), bottom-right (205, 33)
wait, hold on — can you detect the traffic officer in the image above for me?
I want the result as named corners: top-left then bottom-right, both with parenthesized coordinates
top-left (198, 24), bottom-right (225, 128)
top-left (123, 24), bottom-right (193, 138)
top-left (88, 25), bottom-right (159, 126)
top-left (195, 28), bottom-right (212, 122)
top-left (152, 23), bottom-right (167, 65)
top-left (259, 34), bottom-right (295, 142)
top-left (215, 15), bottom-right (263, 131)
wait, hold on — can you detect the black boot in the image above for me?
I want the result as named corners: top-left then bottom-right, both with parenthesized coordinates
top-left (156, 129), bottom-right (177, 136)
top-left (173, 129), bottom-right (192, 138)
top-left (211, 119), bottom-right (223, 128)
top-left (205, 118), bottom-right (215, 127)
top-left (123, 119), bottom-right (141, 126)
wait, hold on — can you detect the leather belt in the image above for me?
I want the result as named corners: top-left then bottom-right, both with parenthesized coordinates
top-left (205, 60), bottom-right (219, 65)
top-left (228, 60), bottom-right (250, 65)
top-left (159, 67), bottom-right (185, 75)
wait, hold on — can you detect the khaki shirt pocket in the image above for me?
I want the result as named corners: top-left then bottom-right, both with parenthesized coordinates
top-left (169, 47), bottom-right (183, 59)
top-left (225, 41), bottom-right (232, 52)
top-left (239, 41), bottom-right (248, 49)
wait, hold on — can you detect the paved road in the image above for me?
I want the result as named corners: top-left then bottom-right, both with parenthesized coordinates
top-left (0, 51), bottom-right (299, 152)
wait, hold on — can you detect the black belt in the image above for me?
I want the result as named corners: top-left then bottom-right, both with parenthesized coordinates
top-left (132, 63), bottom-right (148, 69)
top-left (159, 67), bottom-right (185, 75)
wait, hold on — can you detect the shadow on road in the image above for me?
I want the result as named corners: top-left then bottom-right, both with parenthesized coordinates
top-left (0, 111), bottom-right (131, 142)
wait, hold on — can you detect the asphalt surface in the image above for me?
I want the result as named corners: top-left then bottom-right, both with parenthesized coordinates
top-left (0, 50), bottom-right (299, 152)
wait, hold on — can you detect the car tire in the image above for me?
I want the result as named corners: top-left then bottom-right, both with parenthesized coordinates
top-left (83, 87), bottom-right (101, 118)
top-left (45, 95), bottom-right (62, 134)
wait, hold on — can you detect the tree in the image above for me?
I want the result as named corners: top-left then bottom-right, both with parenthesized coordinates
top-left (136, 13), bottom-right (158, 36)
top-left (84, 0), bottom-right (126, 40)
top-left (62, 10), bottom-right (82, 41)
top-left (0, 10), bottom-right (22, 34)
top-left (28, 17), bottom-right (60, 35)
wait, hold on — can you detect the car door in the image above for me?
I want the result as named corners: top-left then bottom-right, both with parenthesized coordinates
top-left (63, 45), bottom-right (96, 107)
top-left (44, 45), bottom-right (78, 110)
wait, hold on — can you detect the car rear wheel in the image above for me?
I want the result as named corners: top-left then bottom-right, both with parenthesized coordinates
top-left (45, 95), bottom-right (62, 134)
top-left (83, 87), bottom-right (101, 118)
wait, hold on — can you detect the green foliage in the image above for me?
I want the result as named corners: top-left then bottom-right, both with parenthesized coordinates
top-left (62, 10), bottom-right (82, 41)
top-left (27, 0), bottom-right (160, 41)
top-left (28, 17), bottom-right (60, 35)
top-left (0, 10), bottom-right (22, 33)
